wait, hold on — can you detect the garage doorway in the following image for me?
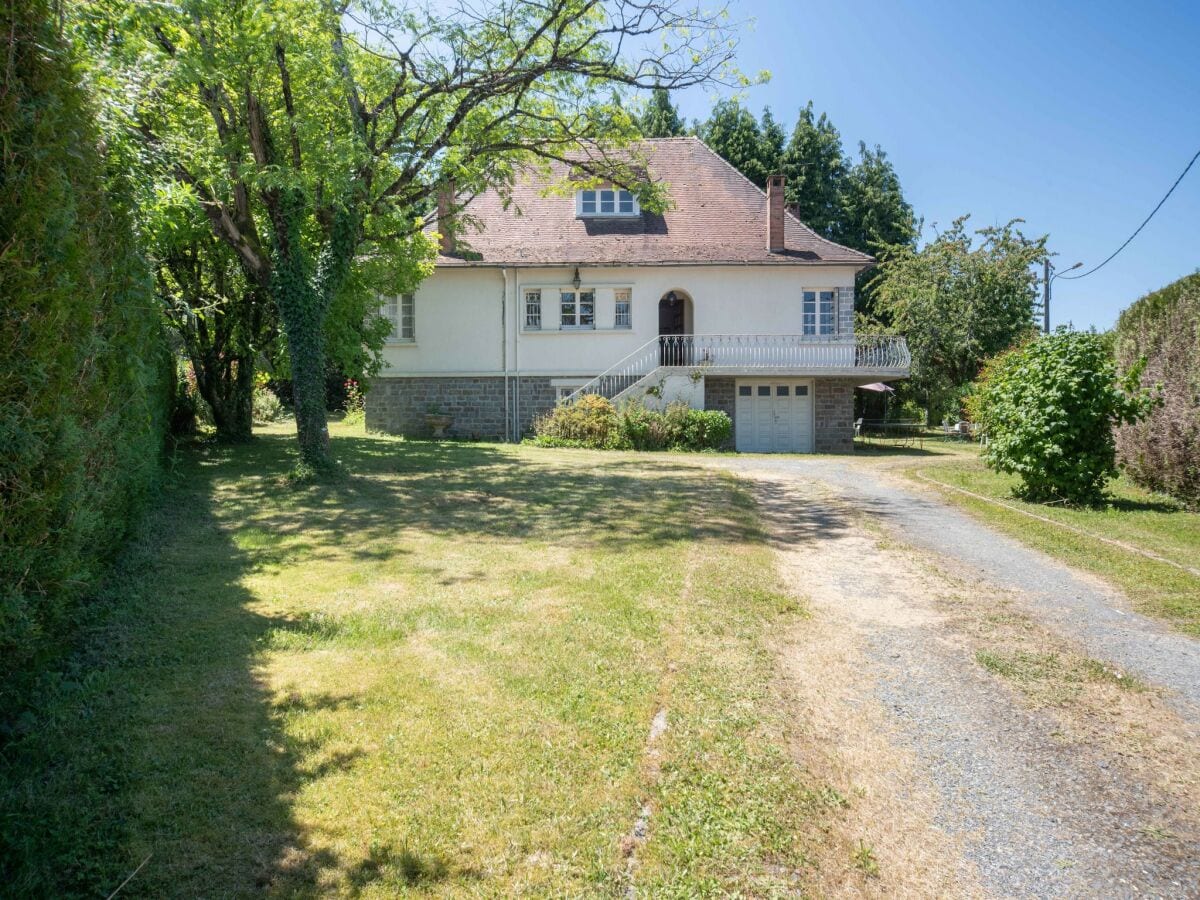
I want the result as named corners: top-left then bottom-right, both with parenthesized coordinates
top-left (734, 379), bottom-right (815, 453)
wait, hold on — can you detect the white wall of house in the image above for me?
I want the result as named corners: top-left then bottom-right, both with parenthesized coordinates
top-left (380, 263), bottom-right (861, 377)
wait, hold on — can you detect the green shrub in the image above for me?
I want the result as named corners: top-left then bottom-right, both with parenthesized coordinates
top-left (676, 408), bottom-right (733, 450)
top-left (534, 397), bottom-right (731, 452)
top-left (253, 387), bottom-right (284, 424)
top-left (969, 329), bottom-right (1155, 504)
top-left (0, 1), bottom-right (168, 705)
top-left (1113, 272), bottom-right (1200, 506)
top-left (532, 394), bottom-right (621, 448)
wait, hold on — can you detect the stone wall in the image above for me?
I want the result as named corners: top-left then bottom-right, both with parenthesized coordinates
top-left (365, 376), bottom-right (555, 441)
top-left (516, 377), bottom-right (556, 438)
top-left (814, 377), bottom-right (856, 453)
top-left (704, 376), bottom-right (737, 449)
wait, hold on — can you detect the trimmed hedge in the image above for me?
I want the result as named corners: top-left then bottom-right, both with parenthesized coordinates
top-left (1, 2), bottom-right (169, 701)
top-left (532, 396), bottom-right (732, 451)
top-left (1114, 272), bottom-right (1200, 506)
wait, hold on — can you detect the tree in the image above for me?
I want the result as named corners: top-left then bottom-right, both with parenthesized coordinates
top-left (759, 106), bottom-right (785, 176)
top-left (839, 141), bottom-right (919, 315)
top-left (869, 217), bottom-right (1047, 420)
top-left (698, 100), bottom-right (770, 187)
top-left (639, 87), bottom-right (685, 137)
top-left (146, 188), bottom-right (272, 440)
top-left (81, 0), bottom-right (741, 472)
top-left (779, 101), bottom-right (845, 237)
top-left (969, 330), bottom-right (1156, 504)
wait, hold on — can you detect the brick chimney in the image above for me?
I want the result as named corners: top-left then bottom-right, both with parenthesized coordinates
top-left (437, 180), bottom-right (456, 256)
top-left (766, 174), bottom-right (785, 253)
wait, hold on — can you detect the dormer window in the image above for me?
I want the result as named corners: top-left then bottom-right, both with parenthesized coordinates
top-left (577, 188), bottom-right (638, 217)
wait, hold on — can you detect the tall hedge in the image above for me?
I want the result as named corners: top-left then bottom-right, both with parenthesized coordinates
top-left (0, 0), bottom-right (168, 698)
top-left (1114, 273), bottom-right (1200, 506)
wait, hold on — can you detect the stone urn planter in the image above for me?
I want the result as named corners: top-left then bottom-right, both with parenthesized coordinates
top-left (424, 413), bottom-right (453, 438)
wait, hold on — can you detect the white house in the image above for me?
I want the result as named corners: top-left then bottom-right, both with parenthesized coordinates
top-left (366, 137), bottom-right (909, 453)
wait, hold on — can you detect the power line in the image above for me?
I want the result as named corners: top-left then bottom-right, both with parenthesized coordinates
top-left (1059, 146), bottom-right (1200, 281)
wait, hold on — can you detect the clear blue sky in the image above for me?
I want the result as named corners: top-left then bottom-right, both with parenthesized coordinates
top-left (671, 0), bottom-right (1200, 330)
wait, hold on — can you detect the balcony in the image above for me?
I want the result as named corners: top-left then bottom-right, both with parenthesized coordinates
top-left (564, 334), bottom-right (910, 405)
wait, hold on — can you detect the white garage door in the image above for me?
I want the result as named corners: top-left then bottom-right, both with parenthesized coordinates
top-left (734, 379), bottom-right (815, 453)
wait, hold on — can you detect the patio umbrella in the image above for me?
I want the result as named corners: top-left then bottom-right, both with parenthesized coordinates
top-left (856, 382), bottom-right (895, 392)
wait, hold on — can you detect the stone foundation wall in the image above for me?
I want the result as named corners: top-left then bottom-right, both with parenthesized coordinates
top-left (517, 378), bottom-right (556, 438)
top-left (365, 376), bottom-right (556, 441)
top-left (814, 377), bottom-right (856, 453)
top-left (703, 376), bottom-right (737, 449)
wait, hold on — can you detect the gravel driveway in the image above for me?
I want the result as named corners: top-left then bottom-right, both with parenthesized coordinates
top-left (713, 456), bottom-right (1200, 898)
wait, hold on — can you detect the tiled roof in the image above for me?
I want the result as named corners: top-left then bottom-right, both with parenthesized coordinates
top-left (437, 137), bottom-right (874, 268)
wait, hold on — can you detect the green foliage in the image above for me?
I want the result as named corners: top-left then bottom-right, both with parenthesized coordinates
top-left (969, 330), bottom-right (1156, 504)
top-left (639, 88), bottom-right (686, 138)
top-left (79, 0), bottom-right (740, 470)
top-left (533, 398), bottom-right (731, 451)
top-left (779, 102), bottom-right (846, 237)
top-left (0, 1), bottom-right (168, 702)
top-left (1113, 272), bottom-right (1200, 506)
top-left (252, 386), bottom-right (284, 425)
top-left (532, 395), bottom-right (622, 448)
top-left (698, 100), bottom-right (773, 187)
top-left (870, 216), bottom-right (1047, 420)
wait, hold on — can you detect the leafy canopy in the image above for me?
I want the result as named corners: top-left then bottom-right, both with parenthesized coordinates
top-left (77, 0), bottom-right (746, 468)
top-left (639, 87), bottom-right (686, 138)
top-left (870, 216), bottom-right (1047, 419)
top-left (969, 329), bottom-right (1157, 505)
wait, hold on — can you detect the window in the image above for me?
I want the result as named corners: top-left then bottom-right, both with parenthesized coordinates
top-left (577, 188), bottom-right (639, 217)
top-left (757, 385), bottom-right (771, 396)
top-left (614, 289), bottom-right (632, 328)
top-left (802, 290), bottom-right (836, 336)
top-left (795, 385), bottom-right (809, 396)
top-left (524, 289), bottom-right (542, 330)
top-left (739, 385), bottom-right (752, 397)
top-left (559, 289), bottom-right (595, 328)
top-left (776, 385), bottom-right (790, 396)
top-left (383, 294), bottom-right (415, 342)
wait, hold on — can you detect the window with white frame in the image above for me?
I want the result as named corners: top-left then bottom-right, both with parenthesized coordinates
top-left (614, 288), bottom-right (632, 328)
top-left (577, 188), bottom-right (638, 217)
top-left (560, 289), bottom-right (595, 328)
top-left (524, 289), bottom-right (542, 330)
top-left (802, 290), bottom-right (836, 336)
top-left (383, 293), bottom-right (415, 342)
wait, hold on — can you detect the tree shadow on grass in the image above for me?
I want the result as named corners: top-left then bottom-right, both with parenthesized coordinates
top-left (0, 439), bottom-right (441, 898)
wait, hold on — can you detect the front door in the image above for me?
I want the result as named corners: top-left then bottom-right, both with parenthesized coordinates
top-left (735, 379), bottom-right (814, 453)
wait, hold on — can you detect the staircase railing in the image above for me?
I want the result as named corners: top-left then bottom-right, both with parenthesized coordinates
top-left (562, 334), bottom-right (910, 405)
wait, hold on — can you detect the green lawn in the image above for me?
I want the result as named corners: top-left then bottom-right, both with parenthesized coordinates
top-left (905, 455), bottom-right (1200, 637)
top-left (1, 423), bottom-right (829, 897)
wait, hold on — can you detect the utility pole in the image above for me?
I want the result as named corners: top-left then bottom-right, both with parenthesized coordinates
top-left (1043, 259), bottom-right (1051, 334)
top-left (1043, 260), bottom-right (1082, 334)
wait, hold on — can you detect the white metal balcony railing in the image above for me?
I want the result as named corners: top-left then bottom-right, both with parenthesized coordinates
top-left (561, 334), bottom-right (910, 406)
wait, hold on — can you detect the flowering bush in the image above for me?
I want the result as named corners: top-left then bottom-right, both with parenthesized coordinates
top-left (343, 378), bottom-right (365, 425)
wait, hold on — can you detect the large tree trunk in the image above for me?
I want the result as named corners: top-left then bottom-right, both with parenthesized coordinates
top-left (270, 193), bottom-right (333, 470)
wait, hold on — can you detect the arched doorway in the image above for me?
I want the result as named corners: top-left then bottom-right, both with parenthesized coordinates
top-left (658, 290), bottom-right (693, 365)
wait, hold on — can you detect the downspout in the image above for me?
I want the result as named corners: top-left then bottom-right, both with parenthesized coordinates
top-left (512, 269), bottom-right (521, 440)
top-left (501, 268), bottom-right (509, 441)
